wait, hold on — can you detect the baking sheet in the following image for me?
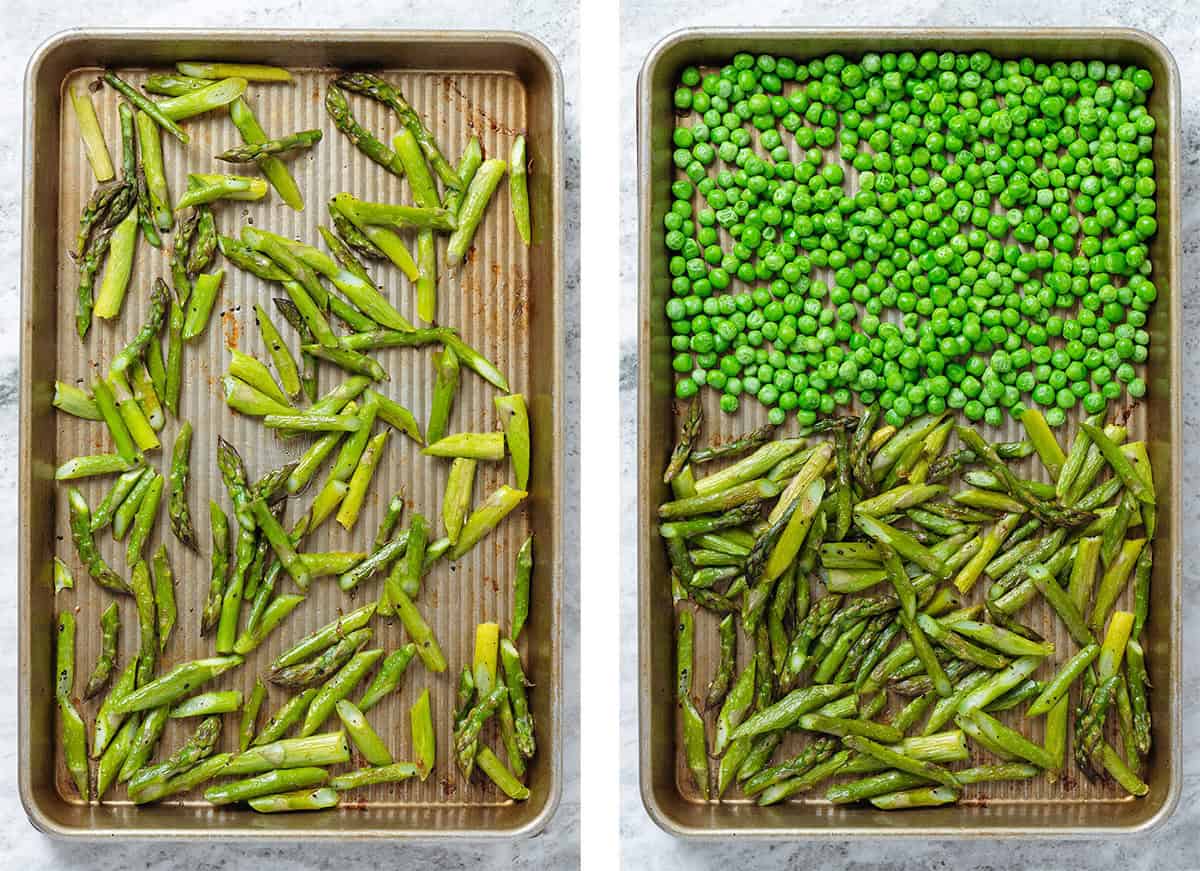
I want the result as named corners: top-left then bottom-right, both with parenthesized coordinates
top-left (21, 29), bottom-right (563, 839)
top-left (637, 27), bottom-right (1180, 837)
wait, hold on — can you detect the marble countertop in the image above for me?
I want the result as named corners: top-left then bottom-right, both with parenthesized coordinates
top-left (618, 1), bottom-right (1198, 868)
top-left (0, 1), bottom-right (579, 867)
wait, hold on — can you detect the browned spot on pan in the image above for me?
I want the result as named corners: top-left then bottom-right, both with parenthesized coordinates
top-left (511, 266), bottom-right (528, 320)
top-left (221, 309), bottom-right (240, 349)
top-left (442, 76), bottom-right (523, 136)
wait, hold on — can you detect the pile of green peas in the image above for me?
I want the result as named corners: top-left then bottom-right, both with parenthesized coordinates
top-left (664, 49), bottom-right (1160, 428)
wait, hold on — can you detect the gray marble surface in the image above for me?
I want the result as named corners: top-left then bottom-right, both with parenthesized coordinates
top-left (619, 1), bottom-right (1197, 868)
top-left (0, 1), bottom-right (579, 867)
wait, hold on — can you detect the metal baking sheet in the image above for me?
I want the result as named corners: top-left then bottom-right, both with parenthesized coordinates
top-left (637, 27), bottom-right (1180, 837)
top-left (20, 28), bottom-right (563, 839)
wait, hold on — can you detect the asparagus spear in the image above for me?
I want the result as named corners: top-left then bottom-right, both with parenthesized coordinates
top-left (69, 85), bottom-right (114, 181)
top-left (91, 659), bottom-right (137, 760)
top-left (111, 466), bottom-right (152, 541)
top-left (112, 656), bottom-right (244, 713)
top-left (130, 559), bottom-right (158, 686)
top-left (440, 331), bottom-right (510, 391)
top-left (177, 61), bottom-right (292, 81)
top-left (102, 71), bottom-right (188, 142)
top-left (442, 457), bottom-right (477, 546)
top-left (73, 179), bottom-right (125, 259)
top-left (198, 501), bottom-right (230, 636)
top-left (253, 689), bottom-right (318, 748)
top-left (113, 99), bottom-right (137, 192)
top-left (170, 690), bottom-right (243, 718)
top-left (96, 712), bottom-right (142, 799)
top-left (176, 173), bottom-right (268, 209)
top-left (124, 473), bottom-right (163, 566)
top-left (333, 72), bottom-right (459, 188)
top-left (109, 369), bottom-right (159, 452)
top-left (299, 345), bottom-right (389, 381)
top-left (385, 513), bottom-right (426, 600)
top-left (358, 645), bottom-right (417, 712)
top-left (446, 160), bottom-right (507, 266)
top-left (510, 134), bottom-right (531, 244)
top-left (249, 226), bottom-right (414, 331)
top-left (165, 421), bottom-right (197, 549)
top-left (449, 485), bottom-right (528, 560)
top-left (54, 454), bottom-right (135, 480)
top-left (425, 344), bottom-right (460, 445)
top-left (76, 182), bottom-right (136, 339)
top-left (390, 125), bottom-right (442, 320)
top-left (152, 544), bottom-right (176, 652)
top-left (53, 381), bottom-right (102, 420)
top-left (663, 398), bottom-right (702, 484)
top-left (476, 745), bottom-right (530, 800)
top-left (956, 426), bottom-right (1094, 527)
top-left (144, 73), bottom-right (214, 95)
top-left (369, 491), bottom-right (408, 551)
top-left (443, 136), bottom-right (482, 215)
top-left (1027, 644), bottom-right (1101, 717)
top-left (107, 280), bottom-right (169, 377)
top-left (218, 129), bottom-right (323, 162)
top-left (55, 611), bottom-right (78, 707)
top-left (451, 683), bottom-right (507, 778)
top-left (495, 393), bottom-right (531, 490)
top-left (60, 696), bottom-right (90, 801)
top-left (335, 534), bottom-right (406, 593)
top-left (228, 97), bottom-right (305, 211)
top-left (330, 698), bottom-right (392, 766)
top-left (270, 628), bottom-right (373, 689)
top-left (510, 535), bottom-right (535, 641)
top-left (272, 604), bottom-right (378, 672)
top-left (423, 431), bottom-right (505, 461)
top-left (67, 488), bottom-right (129, 594)
top-left (317, 224), bottom-right (374, 283)
top-left (1079, 422), bottom-right (1155, 503)
top-left (388, 588), bottom-right (446, 673)
top-left (130, 753), bottom-right (233, 804)
top-left (163, 208), bottom-right (197, 414)
top-left (216, 436), bottom-right (256, 534)
top-left (239, 678), bottom-right (267, 752)
top-left (53, 557), bottom-right (75, 594)
top-left (181, 269), bottom-right (224, 339)
top-left (129, 360), bottom-right (165, 431)
top-left (272, 298), bottom-right (319, 402)
top-left (331, 194), bottom-right (455, 231)
top-left (228, 351), bottom-right (292, 409)
top-left (844, 735), bottom-right (962, 789)
top-left (499, 639), bottom-right (535, 759)
top-left (299, 647), bottom-right (386, 738)
top-left (329, 204), bottom-right (385, 260)
top-left (1126, 638), bottom-right (1152, 755)
top-left (409, 689), bottom-right (436, 780)
top-left (93, 206), bottom-right (139, 319)
top-left (324, 85), bottom-right (406, 176)
top-left (135, 109), bottom-right (173, 231)
top-left (328, 195), bottom-right (419, 280)
top-left (246, 785), bottom-right (340, 812)
top-left (330, 763), bottom-right (418, 792)
top-left (156, 77), bottom-right (247, 121)
top-left (247, 304), bottom-right (302, 400)
top-left (206, 767), bottom-right (329, 805)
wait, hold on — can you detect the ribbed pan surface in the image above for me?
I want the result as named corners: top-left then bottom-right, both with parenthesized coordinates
top-left (51, 63), bottom-right (541, 819)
